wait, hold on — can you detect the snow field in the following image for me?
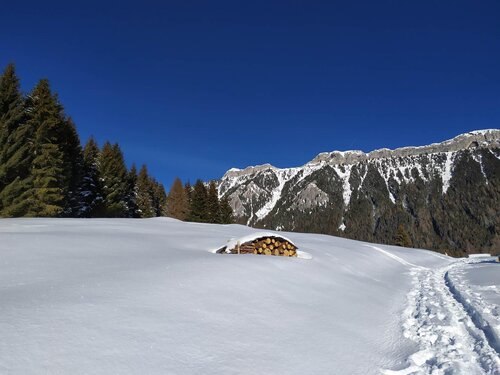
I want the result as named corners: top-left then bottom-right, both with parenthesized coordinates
top-left (0, 218), bottom-right (497, 374)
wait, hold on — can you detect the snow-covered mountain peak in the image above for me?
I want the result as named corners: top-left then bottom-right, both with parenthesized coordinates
top-left (221, 163), bottom-right (277, 179)
top-left (222, 130), bottom-right (499, 181)
top-left (468, 128), bottom-right (499, 136)
top-left (309, 149), bottom-right (367, 165)
top-left (309, 129), bottom-right (500, 165)
top-left (218, 130), bottom-right (499, 254)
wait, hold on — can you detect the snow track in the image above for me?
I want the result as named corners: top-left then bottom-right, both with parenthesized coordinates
top-left (446, 264), bottom-right (500, 357)
top-left (445, 272), bottom-right (500, 356)
top-left (387, 260), bottom-right (500, 374)
top-left (367, 245), bottom-right (428, 270)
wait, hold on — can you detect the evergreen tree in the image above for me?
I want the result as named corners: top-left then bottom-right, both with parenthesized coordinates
top-left (136, 164), bottom-right (155, 218)
top-left (189, 179), bottom-right (208, 222)
top-left (24, 79), bottom-right (68, 216)
top-left (0, 64), bottom-right (24, 156)
top-left (219, 195), bottom-right (234, 224)
top-left (184, 181), bottom-right (192, 207)
top-left (29, 142), bottom-right (65, 216)
top-left (166, 177), bottom-right (189, 220)
top-left (0, 66), bottom-right (167, 219)
top-left (80, 137), bottom-right (103, 217)
top-left (184, 181), bottom-right (193, 219)
top-left (125, 164), bottom-right (139, 218)
top-left (206, 180), bottom-right (220, 223)
top-left (150, 178), bottom-right (167, 217)
top-left (59, 117), bottom-right (84, 216)
top-left (394, 224), bottom-right (412, 247)
top-left (99, 142), bottom-right (128, 217)
top-left (0, 64), bottom-right (31, 216)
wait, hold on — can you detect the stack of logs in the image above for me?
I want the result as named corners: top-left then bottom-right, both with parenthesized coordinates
top-left (231, 237), bottom-right (297, 257)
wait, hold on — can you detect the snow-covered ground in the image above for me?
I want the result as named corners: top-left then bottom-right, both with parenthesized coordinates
top-left (390, 258), bottom-right (500, 374)
top-left (0, 218), bottom-right (498, 374)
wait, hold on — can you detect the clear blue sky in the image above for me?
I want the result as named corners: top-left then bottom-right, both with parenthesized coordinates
top-left (1, 1), bottom-right (499, 188)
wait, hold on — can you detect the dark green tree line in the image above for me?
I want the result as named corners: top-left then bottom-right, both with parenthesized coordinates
top-left (0, 64), bottom-right (166, 218)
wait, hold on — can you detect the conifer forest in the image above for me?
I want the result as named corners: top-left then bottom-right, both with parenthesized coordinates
top-left (0, 64), bottom-right (233, 223)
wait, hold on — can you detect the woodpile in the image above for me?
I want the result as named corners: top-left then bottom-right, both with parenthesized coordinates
top-left (225, 236), bottom-right (298, 257)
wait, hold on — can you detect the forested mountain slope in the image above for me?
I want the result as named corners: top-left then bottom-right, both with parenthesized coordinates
top-left (219, 130), bottom-right (500, 256)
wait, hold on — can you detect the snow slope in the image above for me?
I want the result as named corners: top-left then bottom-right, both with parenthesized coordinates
top-left (0, 218), bottom-right (498, 374)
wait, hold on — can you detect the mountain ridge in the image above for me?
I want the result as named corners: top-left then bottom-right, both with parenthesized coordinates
top-left (218, 129), bottom-right (500, 256)
top-left (223, 129), bottom-right (499, 178)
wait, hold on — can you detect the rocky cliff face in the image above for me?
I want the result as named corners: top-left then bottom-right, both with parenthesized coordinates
top-left (218, 130), bottom-right (500, 256)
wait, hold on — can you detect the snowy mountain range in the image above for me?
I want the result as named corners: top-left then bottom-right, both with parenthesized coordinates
top-left (218, 129), bottom-right (500, 255)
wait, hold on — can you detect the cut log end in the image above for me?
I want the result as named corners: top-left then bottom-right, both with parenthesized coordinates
top-left (225, 236), bottom-right (297, 257)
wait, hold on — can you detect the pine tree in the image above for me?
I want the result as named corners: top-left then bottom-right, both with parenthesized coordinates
top-left (0, 64), bottom-right (26, 180)
top-left (394, 224), bottom-right (412, 247)
top-left (166, 177), bottom-right (189, 220)
top-left (0, 174), bottom-right (34, 216)
top-left (184, 181), bottom-right (192, 207)
top-left (150, 178), bottom-right (167, 217)
top-left (189, 179), bottom-right (208, 222)
top-left (219, 195), bottom-right (234, 224)
top-left (29, 142), bottom-right (65, 216)
top-left (136, 164), bottom-right (155, 218)
top-left (184, 181), bottom-right (193, 219)
top-left (0, 64), bottom-right (31, 216)
top-left (0, 66), bottom-right (169, 219)
top-left (0, 64), bottom-right (24, 154)
top-left (99, 142), bottom-right (128, 217)
top-left (125, 164), bottom-right (139, 218)
top-left (206, 180), bottom-right (220, 223)
top-left (24, 79), bottom-right (67, 217)
top-left (59, 117), bottom-right (84, 216)
top-left (79, 137), bottom-right (104, 217)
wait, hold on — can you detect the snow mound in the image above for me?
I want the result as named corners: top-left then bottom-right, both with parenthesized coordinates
top-left (296, 250), bottom-right (312, 260)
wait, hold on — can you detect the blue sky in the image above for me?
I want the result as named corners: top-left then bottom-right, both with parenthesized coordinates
top-left (1, 1), bottom-right (499, 188)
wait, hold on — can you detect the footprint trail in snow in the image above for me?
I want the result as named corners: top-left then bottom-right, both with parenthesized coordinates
top-left (369, 246), bottom-right (500, 375)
